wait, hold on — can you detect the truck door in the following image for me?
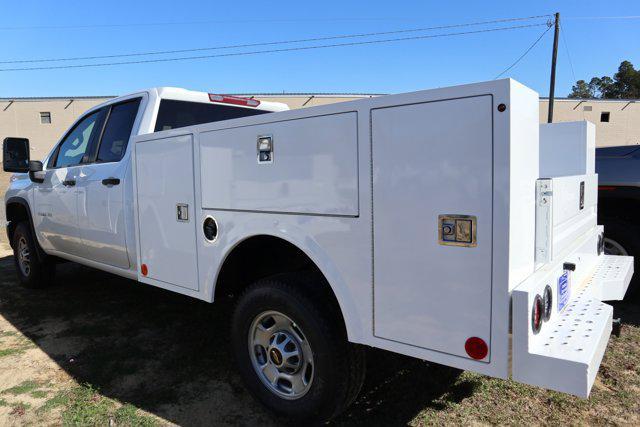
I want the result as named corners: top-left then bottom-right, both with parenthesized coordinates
top-left (34, 109), bottom-right (106, 256)
top-left (76, 98), bottom-right (141, 269)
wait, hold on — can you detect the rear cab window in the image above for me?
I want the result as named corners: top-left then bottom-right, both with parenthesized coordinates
top-left (94, 98), bottom-right (141, 163)
top-left (154, 99), bottom-right (269, 132)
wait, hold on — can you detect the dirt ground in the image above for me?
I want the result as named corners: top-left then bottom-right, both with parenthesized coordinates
top-left (0, 171), bottom-right (639, 426)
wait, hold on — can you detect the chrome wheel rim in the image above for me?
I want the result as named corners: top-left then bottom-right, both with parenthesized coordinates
top-left (603, 237), bottom-right (628, 256)
top-left (248, 310), bottom-right (314, 400)
top-left (17, 236), bottom-right (31, 277)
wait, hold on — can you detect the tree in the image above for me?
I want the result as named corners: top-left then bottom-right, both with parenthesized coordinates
top-left (568, 61), bottom-right (640, 99)
top-left (568, 80), bottom-right (594, 98)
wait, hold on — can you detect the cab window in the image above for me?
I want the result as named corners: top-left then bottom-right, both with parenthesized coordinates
top-left (154, 99), bottom-right (269, 132)
top-left (52, 109), bottom-right (105, 168)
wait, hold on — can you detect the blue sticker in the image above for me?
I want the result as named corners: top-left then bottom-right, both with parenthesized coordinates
top-left (558, 272), bottom-right (570, 312)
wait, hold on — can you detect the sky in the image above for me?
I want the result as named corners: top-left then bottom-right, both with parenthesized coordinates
top-left (0, 1), bottom-right (639, 98)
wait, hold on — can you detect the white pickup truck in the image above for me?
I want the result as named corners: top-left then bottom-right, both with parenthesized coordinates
top-left (2, 80), bottom-right (633, 422)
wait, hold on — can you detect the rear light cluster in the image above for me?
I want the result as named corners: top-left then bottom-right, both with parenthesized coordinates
top-left (532, 285), bottom-right (553, 334)
top-left (208, 93), bottom-right (260, 107)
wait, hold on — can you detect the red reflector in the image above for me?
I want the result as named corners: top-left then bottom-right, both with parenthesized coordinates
top-left (141, 264), bottom-right (148, 276)
top-left (531, 294), bottom-right (543, 334)
top-left (465, 337), bottom-right (488, 360)
top-left (598, 186), bottom-right (617, 191)
top-left (208, 93), bottom-right (260, 107)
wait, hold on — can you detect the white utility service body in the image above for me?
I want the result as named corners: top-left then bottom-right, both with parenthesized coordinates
top-left (131, 79), bottom-right (631, 397)
top-left (4, 79), bottom-right (632, 403)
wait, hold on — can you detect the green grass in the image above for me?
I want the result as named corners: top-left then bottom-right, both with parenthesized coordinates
top-left (39, 391), bottom-right (71, 414)
top-left (2, 380), bottom-right (40, 396)
top-left (30, 390), bottom-right (48, 399)
top-left (0, 398), bottom-right (8, 407)
top-left (113, 404), bottom-right (158, 427)
top-left (0, 348), bottom-right (24, 358)
top-left (43, 385), bottom-right (158, 427)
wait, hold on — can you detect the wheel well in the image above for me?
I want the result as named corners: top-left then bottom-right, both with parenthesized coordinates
top-left (5, 201), bottom-right (31, 247)
top-left (214, 235), bottom-right (345, 325)
top-left (598, 196), bottom-right (640, 223)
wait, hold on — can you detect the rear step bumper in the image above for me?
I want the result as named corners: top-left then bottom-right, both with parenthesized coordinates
top-left (512, 255), bottom-right (633, 397)
top-left (588, 255), bottom-right (634, 301)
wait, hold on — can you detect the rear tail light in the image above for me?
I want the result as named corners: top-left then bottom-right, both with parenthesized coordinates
top-left (542, 285), bottom-right (552, 321)
top-left (531, 294), bottom-right (543, 334)
top-left (208, 93), bottom-right (260, 107)
top-left (465, 337), bottom-right (488, 360)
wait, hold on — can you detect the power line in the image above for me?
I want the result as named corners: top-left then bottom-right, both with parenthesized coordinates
top-left (559, 22), bottom-right (576, 82)
top-left (494, 25), bottom-right (552, 79)
top-left (0, 23), bottom-right (548, 72)
top-left (0, 15), bottom-right (552, 64)
top-left (564, 15), bottom-right (640, 20)
top-left (0, 14), bottom-right (552, 31)
top-left (0, 17), bottom-right (432, 30)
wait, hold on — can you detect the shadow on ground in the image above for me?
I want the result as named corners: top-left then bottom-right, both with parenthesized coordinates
top-left (0, 255), bottom-right (473, 426)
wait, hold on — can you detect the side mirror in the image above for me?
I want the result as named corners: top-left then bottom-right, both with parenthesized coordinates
top-left (3, 137), bottom-right (30, 173)
top-left (29, 160), bottom-right (45, 183)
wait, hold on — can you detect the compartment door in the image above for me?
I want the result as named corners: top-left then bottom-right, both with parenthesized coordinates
top-left (372, 96), bottom-right (493, 359)
top-left (135, 134), bottom-right (199, 291)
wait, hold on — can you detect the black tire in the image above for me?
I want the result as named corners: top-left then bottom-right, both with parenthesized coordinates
top-left (601, 216), bottom-right (640, 296)
top-left (231, 273), bottom-right (365, 423)
top-left (11, 221), bottom-right (55, 288)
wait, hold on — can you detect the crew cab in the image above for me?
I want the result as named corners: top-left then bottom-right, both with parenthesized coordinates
top-left (2, 80), bottom-right (633, 422)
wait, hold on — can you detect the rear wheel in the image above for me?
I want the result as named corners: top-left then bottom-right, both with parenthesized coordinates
top-left (603, 236), bottom-right (629, 256)
top-left (231, 273), bottom-right (365, 422)
top-left (11, 222), bottom-right (55, 288)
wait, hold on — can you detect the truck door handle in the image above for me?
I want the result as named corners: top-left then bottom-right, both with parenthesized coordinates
top-left (62, 180), bottom-right (76, 187)
top-left (102, 177), bottom-right (120, 186)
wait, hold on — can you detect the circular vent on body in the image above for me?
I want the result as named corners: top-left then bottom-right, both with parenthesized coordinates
top-left (203, 216), bottom-right (219, 242)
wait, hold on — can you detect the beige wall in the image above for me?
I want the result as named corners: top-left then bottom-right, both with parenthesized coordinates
top-left (0, 98), bottom-right (109, 161)
top-left (539, 99), bottom-right (639, 147)
top-left (1, 95), bottom-right (638, 164)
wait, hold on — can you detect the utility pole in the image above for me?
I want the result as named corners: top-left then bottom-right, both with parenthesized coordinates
top-left (547, 12), bottom-right (560, 123)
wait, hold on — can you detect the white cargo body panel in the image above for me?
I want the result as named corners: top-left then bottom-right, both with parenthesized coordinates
top-left (372, 95), bottom-right (494, 357)
top-left (199, 112), bottom-right (359, 216)
top-left (135, 134), bottom-right (199, 291)
top-left (539, 121), bottom-right (596, 178)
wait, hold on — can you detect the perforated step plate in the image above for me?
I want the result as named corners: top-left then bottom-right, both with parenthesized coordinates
top-left (586, 255), bottom-right (633, 301)
top-left (513, 291), bottom-right (612, 397)
top-left (511, 254), bottom-right (633, 397)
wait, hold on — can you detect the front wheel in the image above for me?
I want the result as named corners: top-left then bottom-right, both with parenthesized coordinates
top-left (12, 222), bottom-right (55, 288)
top-left (231, 273), bottom-right (365, 423)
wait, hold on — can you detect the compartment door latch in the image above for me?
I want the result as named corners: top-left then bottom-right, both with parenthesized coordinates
top-left (438, 214), bottom-right (477, 247)
top-left (257, 135), bottom-right (274, 164)
top-left (176, 203), bottom-right (189, 222)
